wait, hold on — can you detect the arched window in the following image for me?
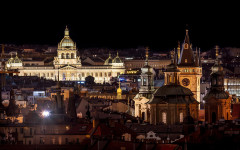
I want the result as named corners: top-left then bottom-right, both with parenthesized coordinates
top-left (162, 112), bottom-right (167, 124)
top-left (62, 53), bottom-right (65, 59)
top-left (180, 112), bottom-right (183, 123)
top-left (66, 53), bottom-right (70, 59)
top-left (71, 53), bottom-right (74, 59)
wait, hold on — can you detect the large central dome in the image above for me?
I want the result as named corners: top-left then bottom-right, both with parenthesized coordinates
top-left (59, 26), bottom-right (76, 48)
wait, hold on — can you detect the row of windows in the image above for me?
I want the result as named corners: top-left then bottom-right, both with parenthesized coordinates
top-left (182, 69), bottom-right (202, 73)
top-left (23, 72), bottom-right (120, 78)
top-left (161, 112), bottom-right (184, 124)
top-left (60, 53), bottom-right (75, 59)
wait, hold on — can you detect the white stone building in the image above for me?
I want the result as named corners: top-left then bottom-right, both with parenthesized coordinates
top-left (7, 27), bottom-right (125, 83)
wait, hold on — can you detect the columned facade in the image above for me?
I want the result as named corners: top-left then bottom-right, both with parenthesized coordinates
top-left (7, 27), bottom-right (125, 83)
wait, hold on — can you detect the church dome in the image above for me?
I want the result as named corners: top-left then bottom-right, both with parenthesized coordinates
top-left (7, 53), bottom-right (22, 67)
top-left (165, 63), bottom-right (180, 72)
top-left (104, 53), bottom-right (113, 65)
top-left (59, 26), bottom-right (76, 48)
top-left (154, 84), bottom-right (193, 97)
top-left (148, 84), bottom-right (197, 104)
top-left (112, 52), bottom-right (122, 63)
top-left (60, 38), bottom-right (75, 47)
top-left (7, 57), bottom-right (14, 65)
top-left (203, 88), bottom-right (229, 100)
top-left (13, 55), bottom-right (22, 63)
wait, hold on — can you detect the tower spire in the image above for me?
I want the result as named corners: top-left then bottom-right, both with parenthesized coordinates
top-left (177, 41), bottom-right (181, 62)
top-left (199, 48), bottom-right (201, 66)
top-left (117, 77), bottom-right (122, 99)
top-left (145, 47), bottom-right (149, 66)
top-left (64, 25), bottom-right (69, 37)
top-left (184, 28), bottom-right (190, 48)
top-left (215, 45), bottom-right (220, 64)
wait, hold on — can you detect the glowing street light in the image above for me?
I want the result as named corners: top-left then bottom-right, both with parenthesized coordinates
top-left (42, 110), bottom-right (50, 117)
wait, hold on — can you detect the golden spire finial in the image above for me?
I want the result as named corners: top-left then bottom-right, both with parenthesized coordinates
top-left (117, 77), bottom-right (122, 99)
top-left (145, 47), bottom-right (149, 59)
top-left (64, 25), bottom-right (69, 37)
top-left (215, 45), bottom-right (219, 58)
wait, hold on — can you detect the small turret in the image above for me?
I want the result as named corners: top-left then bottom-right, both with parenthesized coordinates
top-left (117, 78), bottom-right (122, 99)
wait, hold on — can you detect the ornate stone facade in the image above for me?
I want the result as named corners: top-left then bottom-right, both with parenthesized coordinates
top-left (7, 27), bottom-right (125, 83)
top-left (177, 29), bottom-right (202, 105)
top-left (204, 46), bottom-right (232, 123)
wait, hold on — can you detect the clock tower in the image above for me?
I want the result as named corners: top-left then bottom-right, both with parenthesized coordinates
top-left (177, 29), bottom-right (202, 105)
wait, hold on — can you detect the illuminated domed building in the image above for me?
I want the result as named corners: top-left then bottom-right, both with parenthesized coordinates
top-left (6, 53), bottom-right (23, 69)
top-left (7, 26), bottom-right (125, 83)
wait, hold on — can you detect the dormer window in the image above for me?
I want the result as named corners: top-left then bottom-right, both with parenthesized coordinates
top-left (184, 43), bottom-right (188, 49)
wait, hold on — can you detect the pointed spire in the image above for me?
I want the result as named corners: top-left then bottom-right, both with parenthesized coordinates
top-left (177, 41), bottom-right (181, 62)
top-left (145, 47), bottom-right (149, 66)
top-left (64, 25), bottom-right (69, 37)
top-left (184, 29), bottom-right (190, 48)
top-left (117, 77), bottom-right (122, 99)
top-left (195, 47), bottom-right (199, 66)
top-left (199, 48), bottom-right (201, 66)
top-left (215, 45), bottom-right (219, 64)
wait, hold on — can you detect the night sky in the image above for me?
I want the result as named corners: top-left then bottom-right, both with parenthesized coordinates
top-left (0, 3), bottom-right (239, 52)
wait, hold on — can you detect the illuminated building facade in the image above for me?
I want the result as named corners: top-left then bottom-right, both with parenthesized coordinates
top-left (224, 78), bottom-right (240, 98)
top-left (133, 47), bottom-right (155, 121)
top-left (204, 46), bottom-right (232, 123)
top-left (177, 29), bottom-right (202, 104)
top-left (7, 27), bottom-right (125, 83)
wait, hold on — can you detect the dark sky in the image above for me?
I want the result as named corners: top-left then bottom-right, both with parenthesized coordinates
top-left (0, 3), bottom-right (239, 52)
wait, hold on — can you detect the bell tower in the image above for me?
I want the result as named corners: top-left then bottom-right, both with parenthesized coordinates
top-left (177, 29), bottom-right (202, 105)
top-left (204, 46), bottom-right (232, 123)
top-left (133, 47), bottom-right (154, 121)
top-left (138, 47), bottom-right (154, 99)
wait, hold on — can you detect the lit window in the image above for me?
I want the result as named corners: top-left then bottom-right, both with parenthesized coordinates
top-left (180, 112), bottom-right (183, 123)
top-left (185, 59), bottom-right (187, 63)
top-left (162, 112), bottom-right (167, 124)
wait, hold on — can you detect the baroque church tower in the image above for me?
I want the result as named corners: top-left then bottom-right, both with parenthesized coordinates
top-left (177, 29), bottom-right (202, 105)
top-left (204, 46), bottom-right (231, 123)
top-left (133, 47), bottom-right (155, 121)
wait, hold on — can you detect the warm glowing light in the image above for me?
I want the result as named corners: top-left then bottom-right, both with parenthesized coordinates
top-left (42, 111), bottom-right (50, 117)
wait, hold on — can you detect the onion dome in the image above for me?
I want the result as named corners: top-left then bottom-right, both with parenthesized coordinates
top-left (59, 26), bottom-right (76, 48)
top-left (104, 52), bottom-right (113, 65)
top-left (112, 51), bottom-right (122, 63)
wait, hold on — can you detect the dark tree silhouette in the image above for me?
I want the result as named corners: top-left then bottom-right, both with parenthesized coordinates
top-left (85, 76), bottom-right (95, 88)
